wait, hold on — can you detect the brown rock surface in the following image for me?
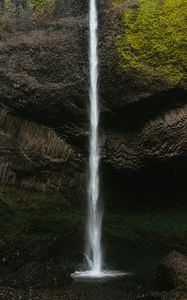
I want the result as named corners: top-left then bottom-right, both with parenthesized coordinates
top-left (0, 106), bottom-right (85, 193)
top-left (157, 251), bottom-right (187, 291)
top-left (0, 1), bottom-right (186, 201)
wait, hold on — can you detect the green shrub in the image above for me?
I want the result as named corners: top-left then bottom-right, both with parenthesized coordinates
top-left (116, 0), bottom-right (187, 85)
top-left (29, 0), bottom-right (55, 17)
top-left (2, 0), bottom-right (55, 17)
top-left (3, 0), bottom-right (16, 14)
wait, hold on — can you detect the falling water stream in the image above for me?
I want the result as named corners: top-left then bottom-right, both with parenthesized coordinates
top-left (71, 0), bottom-right (128, 280)
top-left (86, 0), bottom-right (102, 274)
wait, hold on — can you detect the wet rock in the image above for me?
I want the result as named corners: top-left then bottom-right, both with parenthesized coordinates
top-left (156, 251), bottom-right (187, 291)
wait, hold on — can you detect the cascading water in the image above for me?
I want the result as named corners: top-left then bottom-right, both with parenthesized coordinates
top-left (71, 0), bottom-right (129, 279)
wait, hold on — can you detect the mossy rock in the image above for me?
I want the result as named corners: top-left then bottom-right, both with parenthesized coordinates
top-left (156, 251), bottom-right (187, 291)
top-left (116, 0), bottom-right (187, 87)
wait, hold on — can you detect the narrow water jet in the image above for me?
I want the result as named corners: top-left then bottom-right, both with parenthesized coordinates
top-left (86, 0), bottom-right (102, 274)
top-left (71, 0), bottom-right (129, 280)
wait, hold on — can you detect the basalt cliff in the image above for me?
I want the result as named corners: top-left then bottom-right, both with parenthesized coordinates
top-left (0, 0), bottom-right (186, 205)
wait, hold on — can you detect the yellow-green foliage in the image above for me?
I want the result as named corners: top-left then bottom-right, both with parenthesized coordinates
top-left (2, 0), bottom-right (55, 17)
top-left (4, 0), bottom-right (16, 14)
top-left (0, 24), bottom-right (4, 32)
top-left (117, 0), bottom-right (187, 85)
top-left (29, 0), bottom-right (55, 17)
top-left (113, 0), bottom-right (130, 6)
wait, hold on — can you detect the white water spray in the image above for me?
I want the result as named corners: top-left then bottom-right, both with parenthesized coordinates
top-left (71, 0), bottom-right (129, 280)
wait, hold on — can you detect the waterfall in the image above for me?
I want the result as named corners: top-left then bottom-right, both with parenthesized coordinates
top-left (86, 0), bottom-right (102, 274)
top-left (71, 0), bottom-right (128, 280)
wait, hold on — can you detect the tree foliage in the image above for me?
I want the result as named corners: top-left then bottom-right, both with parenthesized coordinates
top-left (116, 0), bottom-right (187, 85)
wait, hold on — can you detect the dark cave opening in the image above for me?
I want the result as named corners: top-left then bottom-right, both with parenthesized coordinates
top-left (101, 157), bottom-right (187, 212)
top-left (100, 158), bottom-right (187, 274)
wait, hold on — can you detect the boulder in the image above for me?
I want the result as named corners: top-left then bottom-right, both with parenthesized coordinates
top-left (156, 251), bottom-right (187, 291)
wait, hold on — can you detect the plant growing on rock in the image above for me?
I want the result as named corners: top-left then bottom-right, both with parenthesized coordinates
top-left (2, 0), bottom-right (55, 17)
top-left (3, 0), bottom-right (16, 14)
top-left (113, 0), bottom-right (132, 6)
top-left (116, 0), bottom-right (187, 86)
top-left (29, 0), bottom-right (55, 17)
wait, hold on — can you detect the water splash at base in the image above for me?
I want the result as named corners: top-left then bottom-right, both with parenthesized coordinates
top-left (71, 270), bottom-right (130, 280)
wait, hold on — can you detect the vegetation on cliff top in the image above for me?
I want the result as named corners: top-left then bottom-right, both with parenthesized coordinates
top-left (116, 0), bottom-right (187, 86)
top-left (2, 0), bottom-right (55, 17)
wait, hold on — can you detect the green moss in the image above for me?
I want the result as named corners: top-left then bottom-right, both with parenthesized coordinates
top-left (113, 0), bottom-right (130, 6)
top-left (29, 0), bottom-right (55, 17)
top-left (104, 210), bottom-right (187, 239)
top-left (3, 0), bottom-right (16, 14)
top-left (0, 186), bottom-right (84, 243)
top-left (116, 0), bottom-right (187, 86)
top-left (0, 23), bottom-right (4, 32)
top-left (0, 186), bottom-right (187, 247)
top-left (103, 208), bottom-right (187, 274)
top-left (2, 0), bottom-right (55, 17)
top-left (0, 185), bottom-right (186, 274)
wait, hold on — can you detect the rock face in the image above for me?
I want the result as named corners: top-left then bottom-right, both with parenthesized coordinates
top-left (0, 106), bottom-right (85, 194)
top-left (156, 251), bottom-right (187, 291)
top-left (102, 105), bottom-right (187, 170)
top-left (0, 1), bottom-right (186, 202)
